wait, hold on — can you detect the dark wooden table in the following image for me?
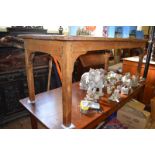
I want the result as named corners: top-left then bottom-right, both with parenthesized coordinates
top-left (20, 82), bottom-right (145, 129)
top-left (19, 35), bottom-right (147, 128)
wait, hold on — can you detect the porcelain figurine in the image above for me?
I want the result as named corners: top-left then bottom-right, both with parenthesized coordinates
top-left (80, 68), bottom-right (105, 101)
top-left (106, 71), bottom-right (123, 85)
top-left (116, 85), bottom-right (122, 93)
top-left (125, 79), bottom-right (132, 88)
top-left (107, 86), bottom-right (113, 95)
top-left (122, 73), bottom-right (132, 87)
top-left (131, 75), bottom-right (139, 87)
top-left (121, 86), bottom-right (129, 95)
top-left (79, 72), bottom-right (89, 90)
top-left (109, 89), bottom-right (120, 102)
top-left (116, 74), bottom-right (122, 82)
top-left (122, 72), bottom-right (131, 83)
top-left (106, 72), bottom-right (117, 85)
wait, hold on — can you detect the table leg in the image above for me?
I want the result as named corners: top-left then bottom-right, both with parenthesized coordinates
top-left (104, 52), bottom-right (110, 71)
top-left (114, 49), bottom-right (121, 64)
top-left (30, 114), bottom-right (38, 129)
top-left (53, 57), bottom-right (62, 82)
top-left (25, 50), bottom-right (35, 103)
top-left (47, 57), bottom-right (52, 91)
top-left (137, 48), bottom-right (144, 78)
top-left (61, 43), bottom-right (75, 128)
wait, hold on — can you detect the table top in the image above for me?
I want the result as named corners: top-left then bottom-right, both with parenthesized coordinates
top-left (20, 82), bottom-right (145, 129)
top-left (18, 34), bottom-right (147, 42)
top-left (20, 82), bottom-right (109, 129)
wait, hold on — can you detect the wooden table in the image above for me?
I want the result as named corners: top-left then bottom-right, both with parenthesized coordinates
top-left (123, 56), bottom-right (155, 105)
top-left (19, 35), bottom-right (147, 128)
top-left (20, 82), bottom-right (145, 129)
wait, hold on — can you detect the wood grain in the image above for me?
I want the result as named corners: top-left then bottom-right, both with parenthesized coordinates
top-left (20, 82), bottom-right (145, 129)
top-left (20, 35), bottom-right (147, 128)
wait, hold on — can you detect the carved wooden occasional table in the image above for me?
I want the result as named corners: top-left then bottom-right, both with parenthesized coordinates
top-left (19, 35), bottom-right (147, 128)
